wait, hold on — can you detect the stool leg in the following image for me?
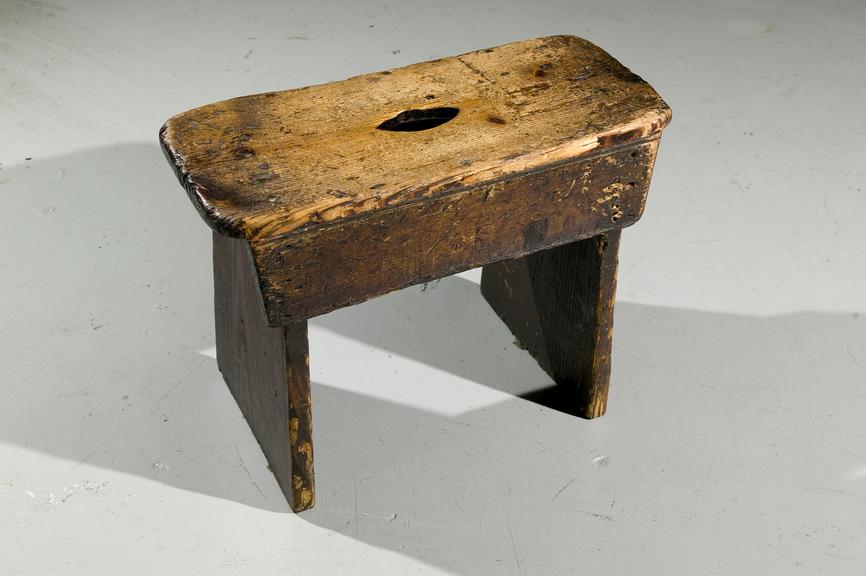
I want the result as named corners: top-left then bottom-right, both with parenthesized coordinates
top-left (213, 232), bottom-right (315, 511)
top-left (480, 230), bottom-right (621, 419)
top-left (284, 321), bottom-right (315, 511)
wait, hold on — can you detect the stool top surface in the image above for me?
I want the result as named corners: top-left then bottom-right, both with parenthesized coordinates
top-left (161, 35), bottom-right (670, 241)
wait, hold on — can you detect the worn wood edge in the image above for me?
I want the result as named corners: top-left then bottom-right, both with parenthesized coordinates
top-left (249, 138), bottom-right (661, 323)
top-left (284, 321), bottom-right (315, 512)
top-left (245, 110), bottom-right (669, 241)
top-left (160, 36), bottom-right (672, 240)
top-left (245, 133), bottom-right (663, 249)
top-left (161, 114), bottom-right (670, 241)
top-left (580, 230), bottom-right (620, 419)
top-left (160, 125), bottom-right (241, 237)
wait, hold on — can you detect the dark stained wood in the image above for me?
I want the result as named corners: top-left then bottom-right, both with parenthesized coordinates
top-left (481, 231), bottom-right (621, 419)
top-left (162, 35), bottom-right (672, 511)
top-left (253, 140), bottom-right (657, 323)
top-left (213, 232), bottom-right (314, 511)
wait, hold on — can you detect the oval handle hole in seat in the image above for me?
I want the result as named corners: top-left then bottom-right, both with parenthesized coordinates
top-left (376, 107), bottom-right (459, 132)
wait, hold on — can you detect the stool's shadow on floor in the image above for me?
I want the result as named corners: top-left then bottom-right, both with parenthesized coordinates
top-left (2, 144), bottom-right (865, 572)
top-left (305, 282), bottom-right (866, 573)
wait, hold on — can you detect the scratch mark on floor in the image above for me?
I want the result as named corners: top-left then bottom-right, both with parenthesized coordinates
top-left (317, 507), bottom-right (465, 530)
top-left (550, 473), bottom-right (580, 502)
top-left (505, 511), bottom-right (522, 575)
top-left (573, 509), bottom-right (616, 522)
top-left (353, 477), bottom-right (359, 539)
top-left (235, 444), bottom-right (266, 498)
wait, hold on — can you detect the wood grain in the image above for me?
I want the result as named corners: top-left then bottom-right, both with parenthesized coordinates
top-left (160, 35), bottom-right (670, 241)
top-left (252, 140), bottom-right (657, 323)
top-left (481, 231), bottom-right (621, 418)
top-left (213, 232), bottom-right (314, 512)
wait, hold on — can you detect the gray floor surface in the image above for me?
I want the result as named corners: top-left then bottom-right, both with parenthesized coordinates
top-left (1, 1), bottom-right (865, 574)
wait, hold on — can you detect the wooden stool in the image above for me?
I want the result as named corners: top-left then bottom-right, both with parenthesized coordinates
top-left (160, 35), bottom-right (671, 512)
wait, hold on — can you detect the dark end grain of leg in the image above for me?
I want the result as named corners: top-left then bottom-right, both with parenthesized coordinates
top-left (480, 231), bottom-right (621, 419)
top-left (213, 231), bottom-right (315, 511)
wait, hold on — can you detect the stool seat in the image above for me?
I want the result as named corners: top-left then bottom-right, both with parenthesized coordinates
top-left (160, 35), bottom-right (671, 512)
top-left (160, 35), bottom-right (669, 242)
